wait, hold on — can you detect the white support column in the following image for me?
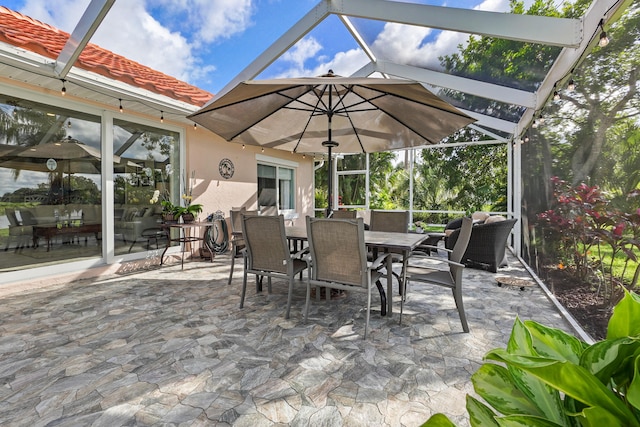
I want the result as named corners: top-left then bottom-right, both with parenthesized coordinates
top-left (512, 139), bottom-right (523, 256)
top-left (408, 149), bottom-right (414, 225)
top-left (102, 111), bottom-right (115, 264)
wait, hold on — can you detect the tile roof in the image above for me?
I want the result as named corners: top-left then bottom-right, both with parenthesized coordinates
top-left (0, 6), bottom-right (213, 106)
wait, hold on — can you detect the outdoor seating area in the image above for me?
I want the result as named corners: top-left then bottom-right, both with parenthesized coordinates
top-left (0, 249), bottom-right (580, 425)
top-left (0, 0), bottom-right (636, 423)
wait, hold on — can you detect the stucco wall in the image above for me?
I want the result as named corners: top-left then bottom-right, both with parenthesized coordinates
top-left (185, 126), bottom-right (314, 227)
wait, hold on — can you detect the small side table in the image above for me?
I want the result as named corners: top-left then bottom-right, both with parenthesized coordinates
top-left (160, 222), bottom-right (215, 269)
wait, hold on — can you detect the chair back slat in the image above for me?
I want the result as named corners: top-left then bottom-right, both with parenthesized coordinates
top-left (451, 217), bottom-right (473, 264)
top-left (330, 210), bottom-right (357, 219)
top-left (242, 214), bottom-right (289, 273)
top-left (5, 208), bottom-right (20, 227)
top-left (369, 210), bottom-right (409, 233)
top-left (307, 217), bottom-right (367, 287)
top-left (230, 209), bottom-right (258, 233)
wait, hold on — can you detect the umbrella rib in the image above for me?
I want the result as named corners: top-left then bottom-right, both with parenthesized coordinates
top-left (292, 86), bottom-right (329, 153)
top-left (333, 85), bottom-right (367, 153)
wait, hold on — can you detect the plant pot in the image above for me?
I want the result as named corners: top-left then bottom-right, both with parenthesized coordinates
top-left (163, 213), bottom-right (178, 223)
top-left (181, 213), bottom-right (195, 223)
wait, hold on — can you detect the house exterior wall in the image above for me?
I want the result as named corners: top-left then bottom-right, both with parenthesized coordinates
top-left (0, 77), bottom-right (315, 287)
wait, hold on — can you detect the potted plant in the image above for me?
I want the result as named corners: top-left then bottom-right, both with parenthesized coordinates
top-left (161, 200), bottom-right (182, 223)
top-left (180, 203), bottom-right (203, 223)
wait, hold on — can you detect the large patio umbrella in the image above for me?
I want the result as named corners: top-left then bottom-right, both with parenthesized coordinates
top-left (188, 72), bottom-right (475, 214)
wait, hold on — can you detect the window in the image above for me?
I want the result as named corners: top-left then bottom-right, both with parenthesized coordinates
top-left (113, 119), bottom-right (180, 255)
top-left (0, 94), bottom-right (102, 270)
top-left (257, 157), bottom-right (296, 212)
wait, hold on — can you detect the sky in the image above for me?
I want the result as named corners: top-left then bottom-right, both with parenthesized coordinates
top-left (1, 0), bottom-right (516, 95)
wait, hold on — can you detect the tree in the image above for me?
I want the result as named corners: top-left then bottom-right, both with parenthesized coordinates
top-left (549, 4), bottom-right (640, 185)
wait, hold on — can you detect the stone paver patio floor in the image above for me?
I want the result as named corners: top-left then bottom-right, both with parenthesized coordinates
top-left (0, 252), bottom-right (581, 426)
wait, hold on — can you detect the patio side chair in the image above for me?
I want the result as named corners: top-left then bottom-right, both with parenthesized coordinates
top-left (227, 209), bottom-right (258, 285)
top-left (402, 217), bottom-right (473, 332)
top-left (368, 210), bottom-right (410, 291)
top-left (304, 216), bottom-right (391, 339)
top-left (240, 214), bottom-right (307, 319)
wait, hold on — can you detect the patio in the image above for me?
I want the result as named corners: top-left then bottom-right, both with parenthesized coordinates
top-left (0, 251), bottom-right (581, 426)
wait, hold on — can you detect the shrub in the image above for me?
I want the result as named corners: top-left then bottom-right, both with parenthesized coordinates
top-left (537, 177), bottom-right (640, 304)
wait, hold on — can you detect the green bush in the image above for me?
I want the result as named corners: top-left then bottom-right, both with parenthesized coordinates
top-left (422, 289), bottom-right (640, 426)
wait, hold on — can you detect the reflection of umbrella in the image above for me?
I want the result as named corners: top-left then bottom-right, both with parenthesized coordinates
top-left (189, 72), bottom-right (475, 213)
top-left (0, 143), bottom-right (23, 157)
top-left (0, 137), bottom-right (129, 202)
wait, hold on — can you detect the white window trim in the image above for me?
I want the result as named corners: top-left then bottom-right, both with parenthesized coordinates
top-left (256, 153), bottom-right (299, 168)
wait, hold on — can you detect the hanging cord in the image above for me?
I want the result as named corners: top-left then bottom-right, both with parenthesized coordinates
top-left (204, 210), bottom-right (229, 254)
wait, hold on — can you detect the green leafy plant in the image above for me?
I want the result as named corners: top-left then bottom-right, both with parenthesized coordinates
top-left (421, 289), bottom-right (640, 426)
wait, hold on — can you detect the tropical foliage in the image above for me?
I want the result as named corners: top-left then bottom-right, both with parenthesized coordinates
top-left (536, 177), bottom-right (640, 305)
top-left (422, 289), bottom-right (640, 427)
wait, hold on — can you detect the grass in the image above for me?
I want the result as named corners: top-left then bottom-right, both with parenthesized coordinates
top-left (589, 243), bottom-right (640, 286)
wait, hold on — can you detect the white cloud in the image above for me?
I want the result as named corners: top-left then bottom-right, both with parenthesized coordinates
top-left (281, 37), bottom-right (322, 69)
top-left (273, 34), bottom-right (368, 79)
top-left (14, 0), bottom-right (251, 86)
top-left (308, 49), bottom-right (369, 77)
top-left (371, 0), bottom-right (511, 70)
top-left (188, 0), bottom-right (254, 44)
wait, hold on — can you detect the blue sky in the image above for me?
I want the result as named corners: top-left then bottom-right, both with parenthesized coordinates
top-left (1, 0), bottom-right (514, 95)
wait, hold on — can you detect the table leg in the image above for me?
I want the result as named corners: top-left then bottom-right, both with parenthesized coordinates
top-left (160, 229), bottom-right (170, 265)
top-left (180, 228), bottom-right (186, 270)
top-left (386, 254), bottom-right (393, 316)
top-left (401, 249), bottom-right (410, 300)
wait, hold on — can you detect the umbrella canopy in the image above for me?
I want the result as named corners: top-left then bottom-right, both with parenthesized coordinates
top-left (189, 72), bottom-right (475, 213)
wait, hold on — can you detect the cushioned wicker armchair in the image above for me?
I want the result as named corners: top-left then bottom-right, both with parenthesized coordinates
top-left (445, 217), bottom-right (517, 273)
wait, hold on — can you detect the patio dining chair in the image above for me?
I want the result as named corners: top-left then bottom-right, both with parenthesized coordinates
top-left (402, 217), bottom-right (473, 332)
top-left (4, 208), bottom-right (33, 251)
top-left (304, 216), bottom-right (391, 339)
top-left (368, 210), bottom-right (410, 291)
top-left (330, 210), bottom-right (357, 219)
top-left (227, 208), bottom-right (258, 285)
top-left (240, 214), bottom-right (308, 319)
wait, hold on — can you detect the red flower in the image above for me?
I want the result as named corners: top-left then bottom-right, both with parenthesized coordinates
top-left (613, 222), bottom-right (625, 236)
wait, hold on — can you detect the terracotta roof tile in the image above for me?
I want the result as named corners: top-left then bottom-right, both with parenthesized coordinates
top-left (0, 6), bottom-right (213, 106)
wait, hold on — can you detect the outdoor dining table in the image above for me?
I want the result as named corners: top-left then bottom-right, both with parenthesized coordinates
top-left (285, 226), bottom-right (428, 316)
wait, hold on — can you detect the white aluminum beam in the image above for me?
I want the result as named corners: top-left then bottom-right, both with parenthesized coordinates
top-left (339, 15), bottom-right (377, 64)
top-left (374, 60), bottom-right (537, 108)
top-left (467, 125), bottom-right (509, 143)
top-left (54, 0), bottom-right (115, 78)
top-left (462, 110), bottom-right (517, 135)
top-left (351, 62), bottom-right (377, 77)
top-left (329, 0), bottom-right (582, 47)
top-left (206, 1), bottom-right (332, 103)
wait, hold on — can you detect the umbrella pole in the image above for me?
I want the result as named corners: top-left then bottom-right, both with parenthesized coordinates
top-left (322, 140), bottom-right (338, 217)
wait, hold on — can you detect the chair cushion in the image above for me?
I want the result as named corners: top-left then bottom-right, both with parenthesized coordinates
top-left (484, 215), bottom-right (506, 224)
top-left (471, 211), bottom-right (490, 222)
